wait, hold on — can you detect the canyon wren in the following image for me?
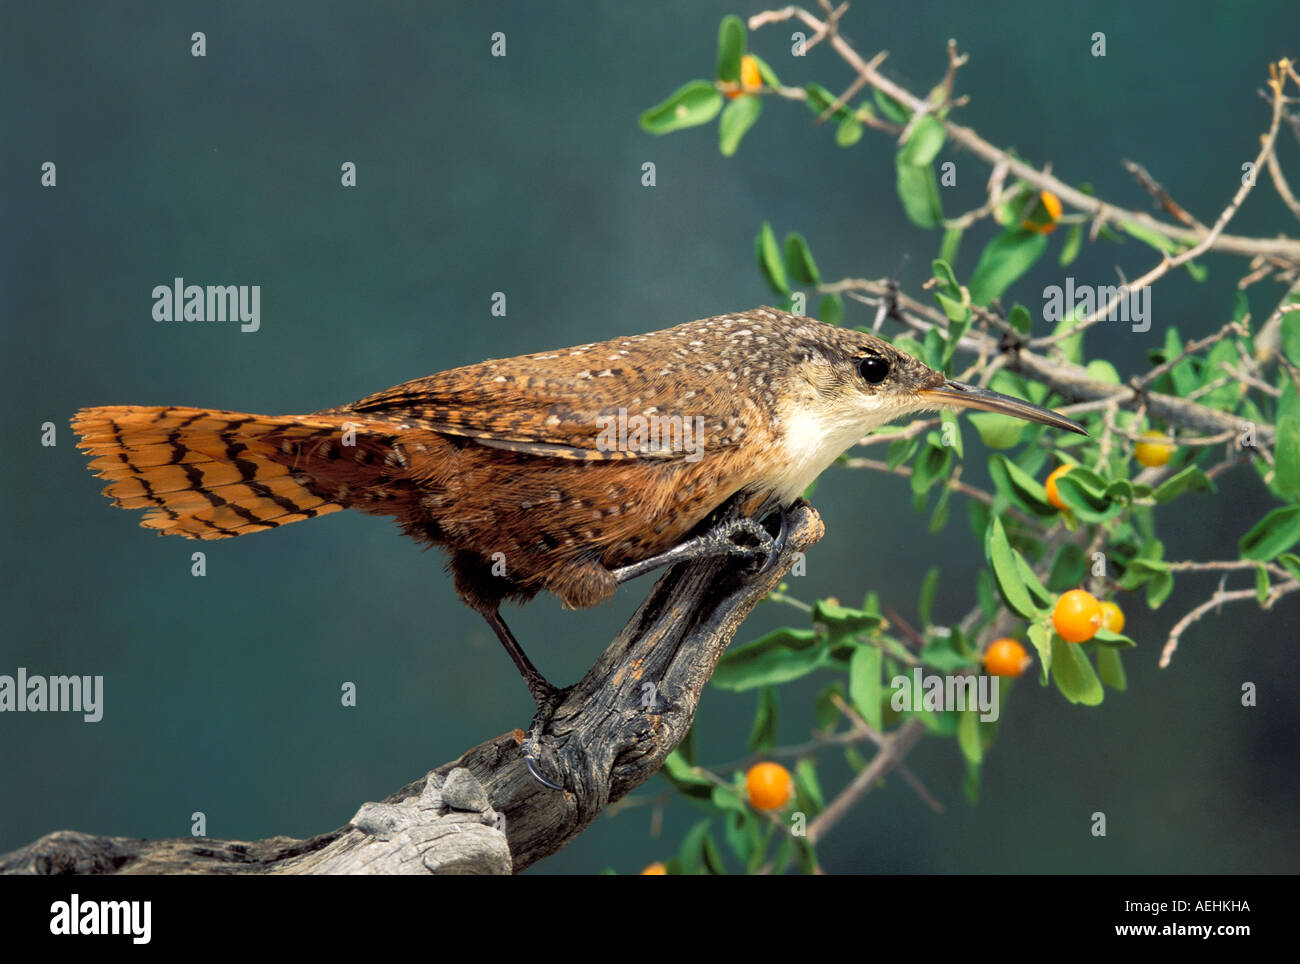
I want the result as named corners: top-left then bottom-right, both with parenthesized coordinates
top-left (72, 308), bottom-right (1084, 784)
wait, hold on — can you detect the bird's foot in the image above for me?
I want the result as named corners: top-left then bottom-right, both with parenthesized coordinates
top-left (611, 503), bottom-right (792, 585)
top-left (699, 505), bottom-right (790, 574)
top-left (520, 683), bottom-right (567, 791)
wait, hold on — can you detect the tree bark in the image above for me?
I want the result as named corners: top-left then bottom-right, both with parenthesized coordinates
top-left (1, 503), bottom-right (823, 875)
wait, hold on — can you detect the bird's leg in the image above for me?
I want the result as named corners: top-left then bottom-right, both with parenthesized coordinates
top-left (481, 608), bottom-right (566, 791)
top-left (612, 502), bottom-right (791, 585)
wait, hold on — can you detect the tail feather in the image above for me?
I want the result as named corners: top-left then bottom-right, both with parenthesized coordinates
top-left (71, 405), bottom-right (354, 540)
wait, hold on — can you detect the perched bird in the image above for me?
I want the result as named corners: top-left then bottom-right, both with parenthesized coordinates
top-left (72, 308), bottom-right (1083, 785)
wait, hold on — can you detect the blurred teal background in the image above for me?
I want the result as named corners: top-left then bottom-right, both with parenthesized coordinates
top-left (2, 0), bottom-right (1297, 873)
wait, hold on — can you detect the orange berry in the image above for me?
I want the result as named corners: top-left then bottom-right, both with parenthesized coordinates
top-left (1099, 600), bottom-right (1125, 634)
top-left (1040, 190), bottom-right (1063, 221)
top-left (984, 637), bottom-right (1031, 677)
top-left (727, 55), bottom-right (763, 99)
top-left (746, 761), bottom-right (792, 810)
top-left (1053, 589), bottom-right (1103, 643)
top-left (1045, 463), bottom-right (1075, 510)
top-left (1134, 431), bottom-right (1174, 467)
top-left (1021, 190), bottom-right (1063, 234)
top-left (640, 862), bottom-right (668, 875)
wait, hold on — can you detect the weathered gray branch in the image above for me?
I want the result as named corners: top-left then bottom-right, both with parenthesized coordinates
top-left (1, 504), bottom-right (824, 875)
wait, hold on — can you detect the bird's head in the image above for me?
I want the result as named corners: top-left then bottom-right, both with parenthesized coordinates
top-left (764, 314), bottom-right (1085, 502)
top-left (798, 324), bottom-right (1084, 433)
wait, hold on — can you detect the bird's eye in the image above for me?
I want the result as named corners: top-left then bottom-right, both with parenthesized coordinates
top-left (858, 355), bottom-right (890, 384)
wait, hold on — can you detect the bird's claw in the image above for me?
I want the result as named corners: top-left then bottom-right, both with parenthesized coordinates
top-left (703, 505), bottom-right (790, 574)
top-left (521, 687), bottom-right (566, 791)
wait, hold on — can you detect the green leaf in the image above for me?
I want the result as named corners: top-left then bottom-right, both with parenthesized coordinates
top-left (1055, 473), bottom-right (1121, 523)
top-left (1013, 551), bottom-right (1054, 609)
top-left (920, 632), bottom-right (976, 671)
top-left (1282, 307), bottom-right (1300, 366)
top-left (1050, 636), bottom-right (1104, 705)
top-left (794, 758), bottom-right (825, 814)
top-left (784, 233), bottom-right (821, 285)
top-left (1256, 563), bottom-right (1270, 605)
top-left (1197, 340), bottom-right (1240, 409)
top-left (640, 81), bottom-right (726, 135)
top-left (1240, 505), bottom-right (1300, 561)
top-left (1085, 359), bottom-right (1121, 385)
top-left (713, 627), bottom-right (824, 691)
top-left (969, 412), bottom-right (1024, 449)
top-left (749, 53), bottom-right (781, 88)
top-left (1273, 413), bottom-right (1300, 499)
top-left (836, 114), bottom-right (864, 147)
top-left (988, 453), bottom-right (1056, 516)
top-left (660, 750), bottom-right (715, 804)
top-left (680, 818), bottom-right (726, 874)
top-left (941, 409), bottom-right (964, 458)
top-left (1119, 219), bottom-right (1179, 255)
top-left (910, 439), bottom-right (952, 496)
top-left (1160, 328), bottom-right (1200, 397)
top-left (932, 259), bottom-right (961, 297)
top-left (804, 83), bottom-right (849, 121)
top-left (710, 782), bottom-right (747, 814)
top-left (969, 228), bottom-right (1048, 306)
top-left (896, 158), bottom-right (943, 229)
top-left (963, 754), bottom-right (983, 805)
top-left (1009, 303), bottom-right (1033, 335)
top-left (1059, 222), bottom-right (1083, 267)
top-left (724, 809), bottom-right (754, 866)
top-left (886, 434), bottom-right (919, 470)
top-left (1278, 553), bottom-right (1300, 582)
top-left (939, 227), bottom-right (962, 267)
top-left (849, 644), bottom-right (883, 732)
top-left (813, 597), bottom-right (882, 640)
top-left (1151, 465), bottom-right (1214, 504)
top-left (873, 89), bottom-right (910, 124)
top-left (1096, 646), bottom-right (1127, 691)
top-left (1091, 627), bottom-right (1136, 649)
top-left (985, 515), bottom-right (1041, 618)
top-left (919, 565), bottom-right (940, 626)
top-left (748, 686), bottom-right (780, 751)
top-left (1146, 569), bottom-right (1174, 608)
top-left (754, 221), bottom-right (790, 295)
top-left (719, 94), bottom-right (762, 156)
top-left (957, 708), bottom-right (983, 765)
top-left (898, 115), bottom-right (945, 166)
top-left (817, 293), bottom-right (843, 324)
top-left (1027, 622), bottom-right (1052, 682)
top-left (716, 15), bottom-right (746, 82)
top-left (1047, 543), bottom-right (1087, 591)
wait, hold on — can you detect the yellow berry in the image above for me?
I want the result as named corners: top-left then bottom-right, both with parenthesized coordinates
top-left (640, 862), bottom-right (668, 875)
top-left (1135, 431), bottom-right (1175, 467)
top-left (1099, 600), bottom-right (1125, 634)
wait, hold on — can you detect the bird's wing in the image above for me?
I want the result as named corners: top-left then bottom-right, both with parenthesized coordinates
top-left (342, 334), bottom-right (757, 461)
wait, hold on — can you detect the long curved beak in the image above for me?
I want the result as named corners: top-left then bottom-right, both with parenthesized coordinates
top-left (919, 378), bottom-right (1087, 435)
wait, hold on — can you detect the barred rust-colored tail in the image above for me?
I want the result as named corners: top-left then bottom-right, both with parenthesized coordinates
top-left (71, 406), bottom-right (354, 540)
